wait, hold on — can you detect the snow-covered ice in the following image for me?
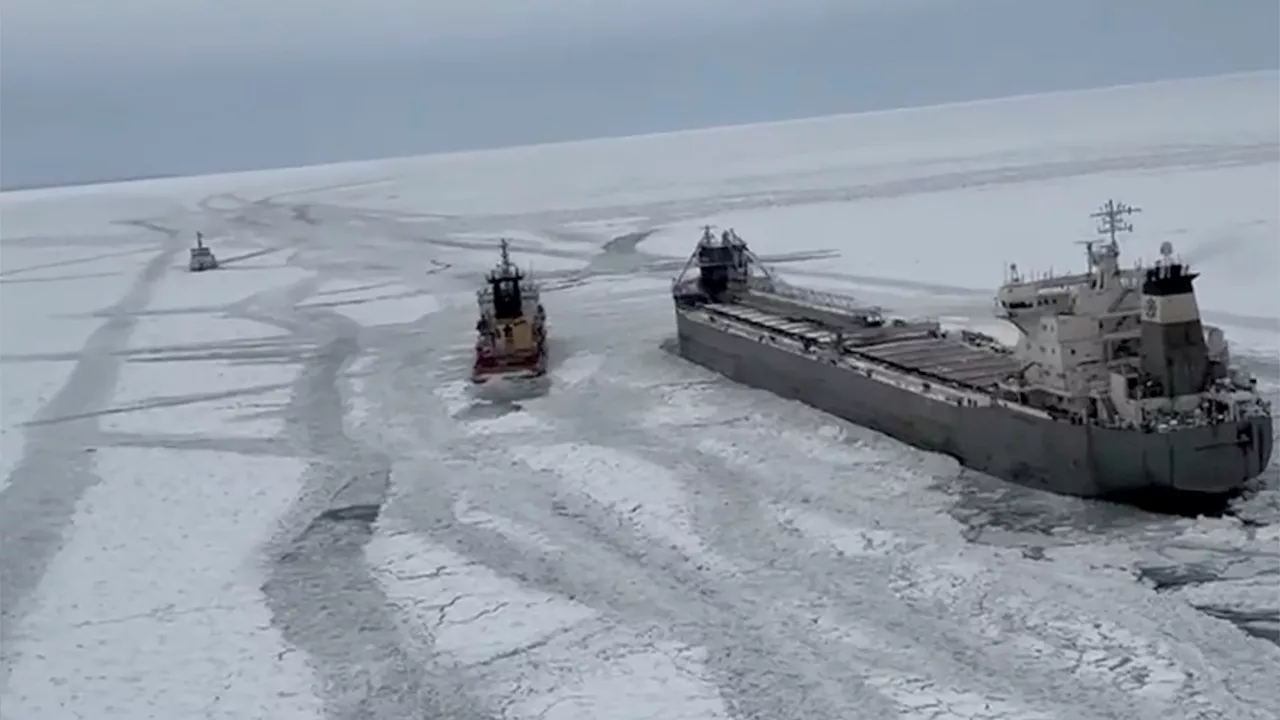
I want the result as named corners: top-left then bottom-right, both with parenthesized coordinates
top-left (297, 279), bottom-right (441, 327)
top-left (3, 70), bottom-right (1278, 719)
top-left (511, 442), bottom-right (713, 561)
top-left (369, 531), bottom-right (733, 720)
top-left (2, 449), bottom-right (322, 720)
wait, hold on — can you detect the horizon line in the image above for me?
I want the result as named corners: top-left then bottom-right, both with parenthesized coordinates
top-left (3, 67), bottom-right (1275, 199)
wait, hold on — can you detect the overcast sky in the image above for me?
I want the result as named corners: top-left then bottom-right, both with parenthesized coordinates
top-left (4, 0), bottom-right (899, 65)
top-left (2, 0), bottom-right (1276, 189)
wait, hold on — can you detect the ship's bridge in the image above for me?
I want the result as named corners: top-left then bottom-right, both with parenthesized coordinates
top-left (993, 267), bottom-right (1087, 320)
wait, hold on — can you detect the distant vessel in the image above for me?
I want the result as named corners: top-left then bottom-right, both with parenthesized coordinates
top-left (188, 232), bottom-right (218, 272)
top-left (670, 202), bottom-right (1273, 499)
top-left (472, 239), bottom-right (549, 383)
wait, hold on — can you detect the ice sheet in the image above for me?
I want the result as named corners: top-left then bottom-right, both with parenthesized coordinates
top-left (367, 530), bottom-right (732, 720)
top-left (2, 448), bottom-right (322, 720)
top-left (511, 442), bottom-right (711, 561)
top-left (3, 70), bottom-right (1277, 719)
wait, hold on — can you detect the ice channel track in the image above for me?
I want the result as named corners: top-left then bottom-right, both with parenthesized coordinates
top-left (198, 137), bottom-right (1277, 232)
top-left (0, 219), bottom-right (186, 687)
top-left (185, 172), bottom-right (1278, 717)
top-left (3, 132), bottom-right (1275, 719)
top-left (193, 141), bottom-right (1273, 711)
top-left (359, 305), bottom-right (1280, 720)
top-left (191, 136), bottom-right (1279, 333)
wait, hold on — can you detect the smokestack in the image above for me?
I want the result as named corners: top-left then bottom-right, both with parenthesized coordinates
top-left (1139, 259), bottom-right (1210, 397)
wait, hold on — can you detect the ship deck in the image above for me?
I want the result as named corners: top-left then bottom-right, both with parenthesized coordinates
top-left (855, 335), bottom-right (1022, 387)
top-left (700, 301), bottom-right (1022, 389)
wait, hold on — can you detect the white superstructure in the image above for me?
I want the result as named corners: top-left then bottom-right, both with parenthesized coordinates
top-left (993, 201), bottom-right (1267, 430)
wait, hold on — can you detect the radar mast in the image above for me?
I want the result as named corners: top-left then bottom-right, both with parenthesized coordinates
top-left (1090, 199), bottom-right (1140, 251)
top-left (1070, 200), bottom-right (1139, 289)
top-left (489, 238), bottom-right (521, 279)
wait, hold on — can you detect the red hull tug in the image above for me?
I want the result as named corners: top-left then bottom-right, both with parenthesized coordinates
top-left (472, 239), bottom-right (548, 383)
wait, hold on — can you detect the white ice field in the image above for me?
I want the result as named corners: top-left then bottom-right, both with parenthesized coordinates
top-left (1, 70), bottom-right (1277, 720)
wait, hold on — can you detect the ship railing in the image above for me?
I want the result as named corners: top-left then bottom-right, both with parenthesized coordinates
top-left (755, 279), bottom-right (882, 315)
top-left (744, 275), bottom-right (779, 293)
top-left (998, 270), bottom-right (1093, 294)
top-left (709, 303), bottom-right (991, 392)
top-left (1088, 398), bottom-right (1267, 431)
top-left (706, 307), bottom-right (1071, 420)
top-left (477, 284), bottom-right (542, 300)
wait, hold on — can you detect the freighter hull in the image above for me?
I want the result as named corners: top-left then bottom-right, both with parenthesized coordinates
top-left (675, 310), bottom-right (1273, 498)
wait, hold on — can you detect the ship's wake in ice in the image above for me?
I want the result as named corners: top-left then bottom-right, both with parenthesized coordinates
top-left (2, 71), bottom-right (1278, 719)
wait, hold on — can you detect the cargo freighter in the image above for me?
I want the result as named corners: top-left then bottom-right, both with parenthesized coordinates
top-left (670, 202), bottom-right (1273, 499)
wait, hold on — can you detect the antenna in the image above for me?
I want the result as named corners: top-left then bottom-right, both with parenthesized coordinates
top-left (1071, 237), bottom-right (1108, 283)
top-left (196, 231), bottom-right (204, 249)
top-left (1073, 238), bottom-right (1099, 269)
top-left (1090, 199), bottom-right (1141, 248)
top-left (499, 238), bottom-right (512, 270)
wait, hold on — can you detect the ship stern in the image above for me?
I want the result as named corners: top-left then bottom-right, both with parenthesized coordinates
top-left (1168, 414), bottom-right (1274, 494)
